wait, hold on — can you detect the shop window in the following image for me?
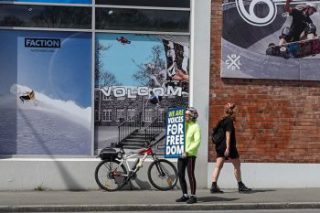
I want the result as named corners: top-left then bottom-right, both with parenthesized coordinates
top-left (96, 0), bottom-right (190, 8)
top-left (116, 109), bottom-right (125, 121)
top-left (102, 109), bottom-right (112, 121)
top-left (0, 29), bottom-right (92, 155)
top-left (127, 108), bottom-right (136, 120)
top-left (157, 108), bottom-right (165, 122)
top-left (94, 33), bottom-right (190, 152)
top-left (96, 8), bottom-right (189, 32)
top-left (0, 0), bottom-right (91, 3)
top-left (102, 94), bottom-right (112, 101)
top-left (144, 109), bottom-right (154, 122)
top-left (0, 4), bottom-right (91, 29)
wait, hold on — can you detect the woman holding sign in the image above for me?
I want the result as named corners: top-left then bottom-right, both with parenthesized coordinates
top-left (210, 103), bottom-right (252, 193)
top-left (175, 107), bottom-right (201, 204)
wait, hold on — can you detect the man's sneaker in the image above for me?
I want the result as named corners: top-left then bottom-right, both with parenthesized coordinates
top-left (186, 196), bottom-right (197, 204)
top-left (238, 183), bottom-right (252, 193)
top-left (210, 186), bottom-right (224, 193)
top-left (175, 195), bottom-right (189, 202)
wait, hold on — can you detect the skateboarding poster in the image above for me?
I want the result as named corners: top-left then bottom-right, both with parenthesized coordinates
top-left (94, 34), bottom-right (189, 154)
top-left (0, 30), bottom-right (92, 155)
top-left (221, 0), bottom-right (320, 81)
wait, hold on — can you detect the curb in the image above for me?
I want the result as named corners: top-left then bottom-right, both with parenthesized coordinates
top-left (1, 202), bottom-right (320, 212)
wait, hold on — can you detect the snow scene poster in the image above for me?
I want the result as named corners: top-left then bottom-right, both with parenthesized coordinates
top-left (0, 30), bottom-right (92, 155)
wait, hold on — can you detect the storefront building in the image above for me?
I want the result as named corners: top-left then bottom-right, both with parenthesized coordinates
top-left (0, 0), bottom-right (211, 190)
top-left (1, 0), bottom-right (319, 191)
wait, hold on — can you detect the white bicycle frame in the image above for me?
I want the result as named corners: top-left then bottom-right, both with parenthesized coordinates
top-left (116, 147), bottom-right (155, 175)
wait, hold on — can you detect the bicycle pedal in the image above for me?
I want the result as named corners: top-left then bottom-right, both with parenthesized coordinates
top-left (128, 171), bottom-right (137, 180)
top-left (167, 178), bottom-right (173, 187)
top-left (131, 173), bottom-right (137, 180)
top-left (114, 175), bottom-right (125, 184)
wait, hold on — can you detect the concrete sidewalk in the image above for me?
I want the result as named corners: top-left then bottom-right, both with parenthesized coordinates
top-left (0, 188), bottom-right (320, 212)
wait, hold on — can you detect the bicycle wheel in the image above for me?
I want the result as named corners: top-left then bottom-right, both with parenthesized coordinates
top-left (95, 159), bottom-right (128, 191)
top-left (147, 159), bottom-right (178, 191)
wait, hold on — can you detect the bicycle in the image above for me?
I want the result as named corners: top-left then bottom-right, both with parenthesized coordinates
top-left (94, 143), bottom-right (178, 191)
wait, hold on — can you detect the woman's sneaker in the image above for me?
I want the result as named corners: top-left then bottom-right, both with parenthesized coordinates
top-left (175, 195), bottom-right (189, 202)
top-left (186, 196), bottom-right (197, 204)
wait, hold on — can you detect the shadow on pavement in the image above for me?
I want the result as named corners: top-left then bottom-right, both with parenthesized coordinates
top-left (115, 178), bottom-right (153, 191)
top-left (198, 196), bottom-right (238, 203)
top-left (222, 189), bottom-right (276, 194)
top-left (237, 189), bottom-right (277, 194)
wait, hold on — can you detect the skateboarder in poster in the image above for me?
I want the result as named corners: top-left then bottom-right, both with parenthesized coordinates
top-left (279, 0), bottom-right (318, 46)
top-left (145, 90), bottom-right (162, 107)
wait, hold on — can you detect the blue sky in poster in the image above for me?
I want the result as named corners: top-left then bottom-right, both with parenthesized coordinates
top-left (0, 30), bottom-right (91, 108)
top-left (96, 33), bottom-right (166, 86)
top-left (0, 0), bottom-right (91, 3)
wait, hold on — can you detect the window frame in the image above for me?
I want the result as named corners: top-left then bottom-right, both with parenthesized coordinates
top-left (0, 0), bottom-right (192, 157)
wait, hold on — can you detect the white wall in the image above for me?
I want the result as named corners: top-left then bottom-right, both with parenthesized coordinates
top-left (0, 158), bottom-right (166, 190)
top-left (2, 159), bottom-right (319, 190)
top-left (190, 0), bottom-right (212, 188)
top-left (208, 162), bottom-right (320, 188)
top-left (0, 158), bottom-right (100, 190)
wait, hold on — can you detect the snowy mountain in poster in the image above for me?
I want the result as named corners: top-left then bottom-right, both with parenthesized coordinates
top-left (0, 84), bottom-right (91, 155)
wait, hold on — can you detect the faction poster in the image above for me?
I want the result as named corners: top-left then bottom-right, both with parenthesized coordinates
top-left (0, 30), bottom-right (92, 155)
top-left (94, 33), bottom-right (190, 153)
top-left (221, 0), bottom-right (320, 81)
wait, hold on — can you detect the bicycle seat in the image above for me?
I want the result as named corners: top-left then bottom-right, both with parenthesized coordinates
top-left (98, 147), bottom-right (118, 160)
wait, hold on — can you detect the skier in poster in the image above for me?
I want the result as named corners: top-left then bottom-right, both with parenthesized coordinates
top-left (19, 90), bottom-right (35, 103)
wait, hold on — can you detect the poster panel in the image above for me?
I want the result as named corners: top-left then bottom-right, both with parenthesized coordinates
top-left (221, 0), bottom-right (320, 81)
top-left (165, 107), bottom-right (185, 158)
top-left (94, 33), bottom-right (190, 154)
top-left (0, 30), bottom-right (92, 155)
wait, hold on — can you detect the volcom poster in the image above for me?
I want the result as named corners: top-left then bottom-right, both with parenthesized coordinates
top-left (94, 34), bottom-right (189, 153)
top-left (222, 0), bottom-right (320, 81)
top-left (0, 30), bottom-right (92, 155)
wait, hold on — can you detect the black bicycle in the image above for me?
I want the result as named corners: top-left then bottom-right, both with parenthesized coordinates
top-left (95, 143), bottom-right (178, 191)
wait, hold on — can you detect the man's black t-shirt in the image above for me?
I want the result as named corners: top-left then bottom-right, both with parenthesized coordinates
top-left (289, 8), bottom-right (313, 41)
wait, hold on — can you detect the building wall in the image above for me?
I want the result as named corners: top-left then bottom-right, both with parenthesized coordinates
top-left (209, 0), bottom-right (320, 163)
top-left (0, 0), bottom-right (213, 190)
top-left (189, 0), bottom-right (211, 188)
